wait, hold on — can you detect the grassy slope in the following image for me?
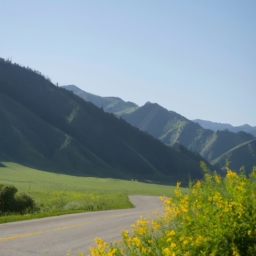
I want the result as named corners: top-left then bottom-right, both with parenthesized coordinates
top-left (0, 162), bottom-right (183, 223)
top-left (0, 162), bottom-right (179, 195)
top-left (211, 139), bottom-right (256, 171)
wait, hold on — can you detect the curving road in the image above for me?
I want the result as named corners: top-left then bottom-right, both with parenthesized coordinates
top-left (0, 195), bottom-right (163, 256)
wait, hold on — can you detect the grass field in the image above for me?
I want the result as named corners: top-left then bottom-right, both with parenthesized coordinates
top-left (0, 162), bottom-right (185, 223)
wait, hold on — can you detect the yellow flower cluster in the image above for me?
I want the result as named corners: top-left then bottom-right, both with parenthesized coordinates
top-left (83, 165), bottom-right (256, 256)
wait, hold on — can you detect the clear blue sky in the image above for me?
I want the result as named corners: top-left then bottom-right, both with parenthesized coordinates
top-left (1, 1), bottom-right (256, 126)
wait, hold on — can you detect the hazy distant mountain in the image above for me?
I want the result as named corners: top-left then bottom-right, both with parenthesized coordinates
top-left (62, 85), bottom-right (138, 115)
top-left (193, 119), bottom-right (256, 138)
top-left (64, 85), bottom-right (256, 173)
top-left (0, 59), bottom-right (206, 184)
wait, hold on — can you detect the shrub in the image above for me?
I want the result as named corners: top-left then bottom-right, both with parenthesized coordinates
top-left (0, 184), bottom-right (35, 214)
top-left (14, 192), bottom-right (35, 214)
top-left (85, 166), bottom-right (256, 256)
top-left (0, 184), bottom-right (17, 213)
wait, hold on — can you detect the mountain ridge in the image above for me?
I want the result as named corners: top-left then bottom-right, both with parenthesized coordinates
top-left (62, 85), bottom-right (139, 115)
top-left (193, 119), bottom-right (256, 137)
top-left (63, 85), bottom-right (256, 173)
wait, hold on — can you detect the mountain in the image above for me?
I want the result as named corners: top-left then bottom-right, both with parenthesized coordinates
top-left (121, 103), bottom-right (256, 164)
top-left (0, 59), bottom-right (206, 184)
top-left (193, 119), bottom-right (256, 138)
top-left (62, 85), bottom-right (138, 115)
top-left (63, 85), bottom-right (256, 173)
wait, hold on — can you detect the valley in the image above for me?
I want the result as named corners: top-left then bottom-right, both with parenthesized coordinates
top-left (0, 59), bottom-right (255, 256)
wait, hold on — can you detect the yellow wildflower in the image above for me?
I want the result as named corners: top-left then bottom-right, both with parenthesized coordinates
top-left (183, 240), bottom-right (188, 245)
top-left (107, 248), bottom-right (117, 256)
top-left (131, 237), bottom-right (141, 247)
top-left (166, 230), bottom-right (176, 236)
top-left (170, 242), bottom-right (176, 248)
top-left (214, 174), bottom-right (221, 183)
top-left (174, 189), bottom-right (182, 197)
top-left (162, 247), bottom-right (171, 256)
top-left (194, 180), bottom-right (201, 188)
top-left (152, 220), bottom-right (160, 230)
top-left (226, 170), bottom-right (238, 178)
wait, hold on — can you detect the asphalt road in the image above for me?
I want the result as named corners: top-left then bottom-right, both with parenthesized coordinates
top-left (0, 195), bottom-right (163, 256)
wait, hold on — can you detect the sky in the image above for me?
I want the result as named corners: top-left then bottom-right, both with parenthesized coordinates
top-left (1, 0), bottom-right (256, 126)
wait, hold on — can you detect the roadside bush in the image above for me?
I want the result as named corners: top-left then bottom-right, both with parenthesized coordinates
top-left (0, 184), bottom-right (17, 213)
top-left (85, 165), bottom-right (256, 256)
top-left (14, 192), bottom-right (35, 214)
top-left (0, 184), bottom-right (35, 214)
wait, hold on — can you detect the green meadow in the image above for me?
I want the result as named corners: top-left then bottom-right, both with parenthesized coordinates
top-left (0, 162), bottom-right (184, 224)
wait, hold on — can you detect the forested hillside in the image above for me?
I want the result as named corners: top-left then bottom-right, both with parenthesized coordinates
top-left (0, 59), bottom-right (205, 184)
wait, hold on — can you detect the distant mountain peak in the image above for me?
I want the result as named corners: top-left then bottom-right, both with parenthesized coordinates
top-left (193, 119), bottom-right (256, 137)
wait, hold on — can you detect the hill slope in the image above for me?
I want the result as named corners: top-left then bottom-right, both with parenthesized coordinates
top-left (211, 139), bottom-right (256, 172)
top-left (64, 85), bottom-right (256, 172)
top-left (0, 59), bottom-right (205, 183)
